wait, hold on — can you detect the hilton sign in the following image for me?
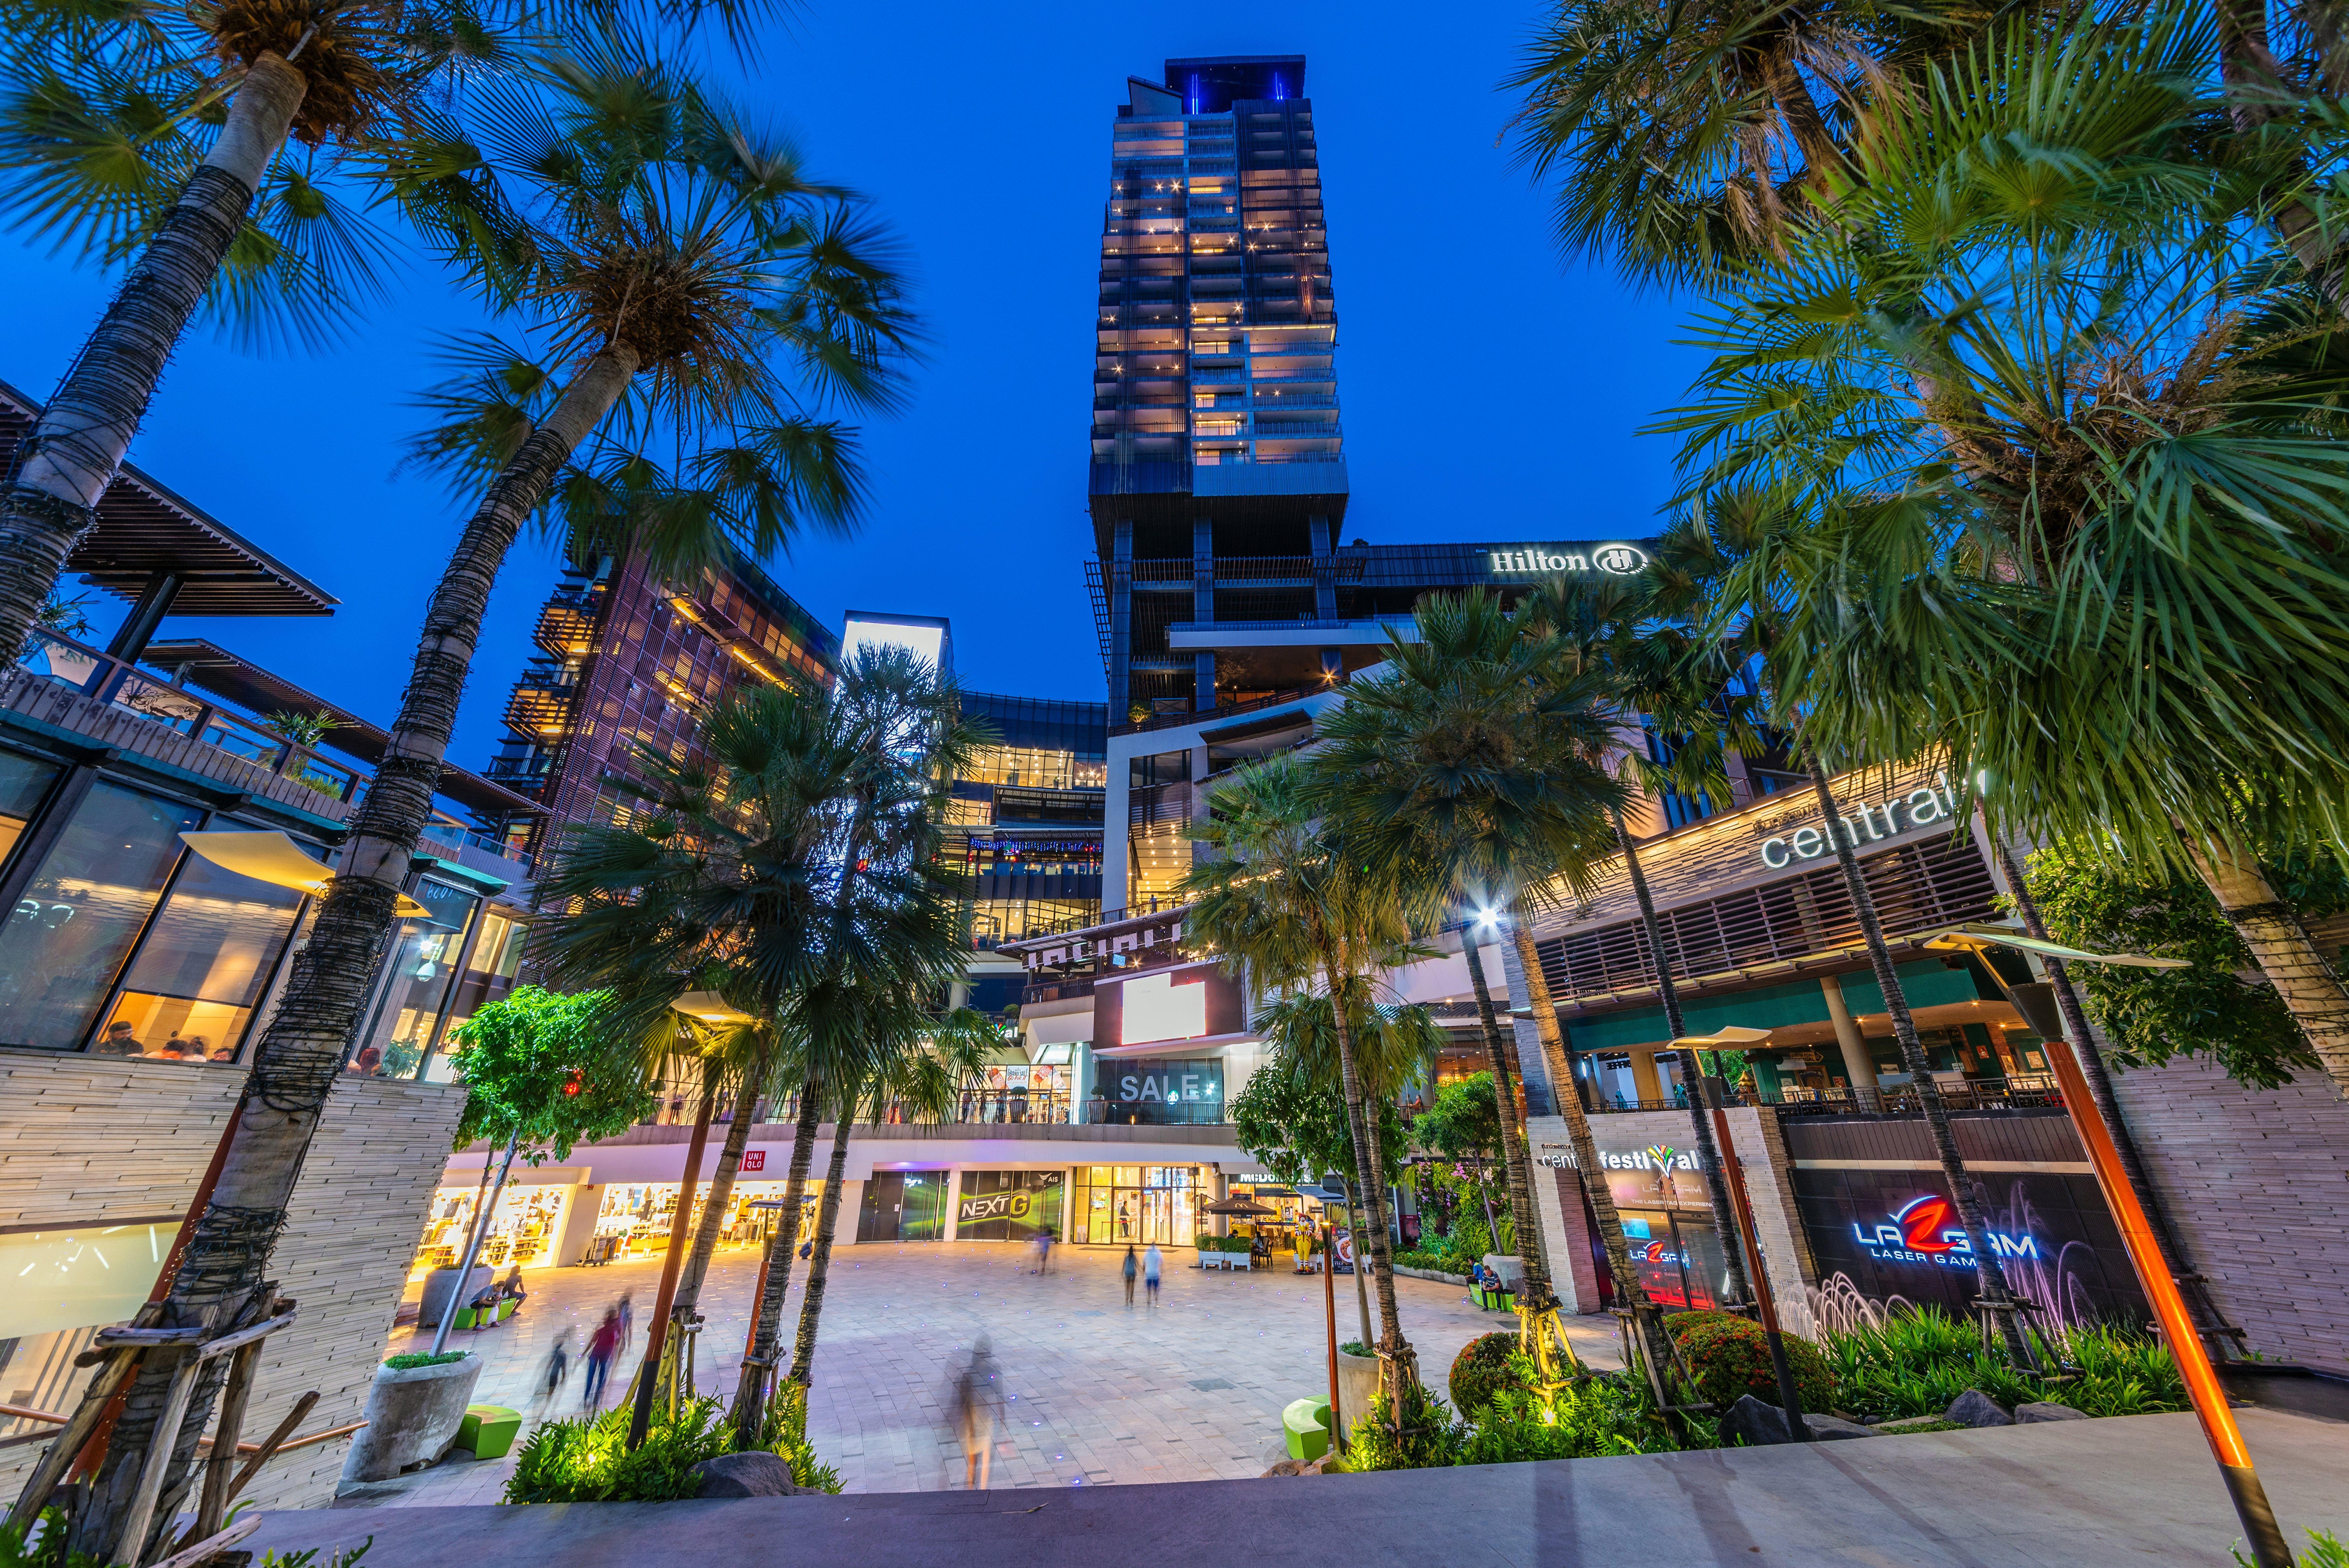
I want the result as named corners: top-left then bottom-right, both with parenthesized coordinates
top-left (1486, 542), bottom-right (1649, 577)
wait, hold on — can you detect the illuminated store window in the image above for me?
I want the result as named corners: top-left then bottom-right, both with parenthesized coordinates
top-left (95, 849), bottom-right (306, 1064)
top-left (0, 782), bottom-right (201, 1051)
top-left (354, 878), bottom-right (479, 1080)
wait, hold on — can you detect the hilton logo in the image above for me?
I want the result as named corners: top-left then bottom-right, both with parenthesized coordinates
top-left (1487, 543), bottom-right (1649, 577)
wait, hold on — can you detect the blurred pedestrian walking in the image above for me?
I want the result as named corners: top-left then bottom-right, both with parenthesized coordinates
top-left (530, 1331), bottom-right (570, 1423)
top-left (583, 1307), bottom-right (621, 1409)
top-left (1144, 1243), bottom-right (1163, 1308)
top-left (615, 1292), bottom-right (634, 1356)
top-left (951, 1338), bottom-right (1000, 1490)
top-left (1122, 1244), bottom-right (1138, 1308)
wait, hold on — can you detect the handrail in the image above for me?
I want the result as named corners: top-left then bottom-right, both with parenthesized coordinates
top-left (16, 630), bottom-right (363, 803)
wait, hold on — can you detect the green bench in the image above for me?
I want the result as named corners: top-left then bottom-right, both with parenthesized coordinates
top-left (457, 1404), bottom-right (522, 1461)
top-left (1282, 1396), bottom-right (1332, 1463)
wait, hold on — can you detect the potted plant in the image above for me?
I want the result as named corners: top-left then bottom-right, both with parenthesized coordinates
top-left (341, 1350), bottom-right (484, 1484)
top-left (1335, 1339), bottom-right (1380, 1425)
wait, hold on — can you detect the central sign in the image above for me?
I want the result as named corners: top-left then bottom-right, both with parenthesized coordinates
top-left (1755, 772), bottom-right (1960, 869)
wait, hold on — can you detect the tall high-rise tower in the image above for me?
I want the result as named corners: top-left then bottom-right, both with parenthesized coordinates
top-left (1088, 55), bottom-right (1350, 727)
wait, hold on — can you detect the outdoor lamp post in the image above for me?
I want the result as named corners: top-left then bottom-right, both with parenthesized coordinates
top-left (1918, 924), bottom-right (2293, 1568)
top-left (1671, 1027), bottom-right (1809, 1441)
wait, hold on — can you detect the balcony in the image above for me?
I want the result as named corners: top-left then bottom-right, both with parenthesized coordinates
top-left (10, 632), bottom-right (534, 869)
top-left (503, 675), bottom-right (579, 737)
top-left (530, 589), bottom-right (603, 659)
top-left (1585, 1074), bottom-right (2064, 1117)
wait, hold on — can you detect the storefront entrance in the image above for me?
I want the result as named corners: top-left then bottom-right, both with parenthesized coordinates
top-left (857, 1171), bottom-right (947, 1243)
top-left (956, 1171), bottom-right (1064, 1241)
top-left (1069, 1165), bottom-right (1198, 1245)
top-left (1619, 1207), bottom-right (1727, 1311)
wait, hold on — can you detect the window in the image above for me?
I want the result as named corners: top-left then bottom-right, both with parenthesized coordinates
top-left (0, 782), bottom-right (202, 1051)
top-left (354, 878), bottom-right (479, 1080)
top-left (0, 751), bottom-right (61, 869)
top-left (96, 846), bottom-right (308, 1063)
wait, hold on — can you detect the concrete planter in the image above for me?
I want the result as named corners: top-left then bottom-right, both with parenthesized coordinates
top-left (341, 1354), bottom-right (483, 1485)
top-left (1335, 1349), bottom-right (1381, 1431)
top-left (417, 1266), bottom-right (493, 1337)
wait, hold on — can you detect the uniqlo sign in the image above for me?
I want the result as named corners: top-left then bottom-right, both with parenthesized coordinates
top-left (741, 1150), bottom-right (766, 1172)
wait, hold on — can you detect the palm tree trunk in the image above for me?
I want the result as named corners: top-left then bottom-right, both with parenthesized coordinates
top-left (2186, 841), bottom-right (2349, 1098)
top-left (1804, 753), bottom-right (2035, 1367)
top-left (1985, 830), bottom-right (2235, 1349)
top-left (1459, 920), bottom-right (1556, 1312)
top-left (1612, 809), bottom-right (1753, 1308)
top-left (66, 346), bottom-right (640, 1561)
top-left (1506, 919), bottom-right (1652, 1314)
top-left (1346, 1192), bottom-right (1374, 1350)
top-left (788, 1099), bottom-right (857, 1388)
top-left (0, 53), bottom-right (308, 662)
top-left (674, 1041), bottom-right (777, 1319)
top-left (1319, 963), bottom-right (1417, 1405)
top-left (729, 1074), bottom-right (823, 1441)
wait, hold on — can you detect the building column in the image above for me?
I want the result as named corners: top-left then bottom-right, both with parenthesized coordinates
top-left (1524, 1122), bottom-right (1600, 1314)
top-left (1110, 519), bottom-right (1134, 722)
top-left (1819, 973), bottom-right (1877, 1091)
top-left (1193, 517), bottom-right (1216, 711)
top-left (942, 1168), bottom-right (964, 1243)
top-left (1628, 1046), bottom-right (1665, 1105)
top-left (1720, 1108), bottom-right (1818, 1338)
top-left (1498, 932), bottom-right (1559, 1116)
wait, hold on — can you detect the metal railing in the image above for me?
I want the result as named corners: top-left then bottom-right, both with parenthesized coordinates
top-left (1583, 1074), bottom-right (2064, 1116)
top-left (18, 629), bottom-right (365, 803)
top-left (1114, 685), bottom-right (1323, 736)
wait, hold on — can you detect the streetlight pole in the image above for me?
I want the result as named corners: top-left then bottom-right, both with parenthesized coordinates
top-left (1921, 925), bottom-right (2294, 1568)
top-left (1675, 1028), bottom-right (1810, 1441)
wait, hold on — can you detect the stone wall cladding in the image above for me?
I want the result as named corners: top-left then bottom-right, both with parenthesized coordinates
top-left (0, 1054), bottom-right (466, 1510)
top-left (2107, 1056), bottom-right (2349, 1375)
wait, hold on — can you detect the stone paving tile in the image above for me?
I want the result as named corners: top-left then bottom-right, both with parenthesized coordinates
top-left (336, 1241), bottom-right (1617, 1507)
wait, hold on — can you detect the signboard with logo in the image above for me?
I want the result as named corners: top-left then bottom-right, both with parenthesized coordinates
top-left (1101, 1058), bottom-right (1223, 1126)
top-left (956, 1170), bottom-right (1064, 1242)
top-left (739, 1150), bottom-right (765, 1173)
top-left (1792, 1166), bottom-right (2148, 1333)
top-left (1482, 542), bottom-right (1651, 577)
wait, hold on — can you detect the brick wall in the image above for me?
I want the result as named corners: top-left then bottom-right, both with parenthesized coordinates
top-left (0, 1053), bottom-right (466, 1509)
top-left (2107, 1057), bottom-right (2349, 1375)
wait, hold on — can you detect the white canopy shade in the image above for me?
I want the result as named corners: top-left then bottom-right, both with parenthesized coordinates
top-left (178, 831), bottom-right (427, 918)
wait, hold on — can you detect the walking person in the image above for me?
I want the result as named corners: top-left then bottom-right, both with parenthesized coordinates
top-left (583, 1307), bottom-right (621, 1410)
top-left (615, 1292), bottom-right (634, 1358)
top-left (1039, 1226), bottom-right (1055, 1275)
top-left (1144, 1243), bottom-right (1163, 1309)
top-left (951, 1338), bottom-right (999, 1490)
top-left (529, 1331), bottom-right (570, 1424)
top-left (1122, 1244), bottom-right (1138, 1308)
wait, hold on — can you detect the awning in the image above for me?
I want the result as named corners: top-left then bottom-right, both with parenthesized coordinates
top-left (672, 991), bottom-right (758, 1024)
top-left (178, 831), bottom-right (428, 918)
top-left (1918, 922), bottom-right (2189, 970)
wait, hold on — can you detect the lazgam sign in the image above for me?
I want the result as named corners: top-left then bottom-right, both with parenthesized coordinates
top-left (1755, 772), bottom-right (1962, 870)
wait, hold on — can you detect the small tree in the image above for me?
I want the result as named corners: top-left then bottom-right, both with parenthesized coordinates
top-left (2023, 842), bottom-right (2343, 1091)
top-left (1413, 1074), bottom-right (1504, 1246)
top-left (430, 986), bottom-right (651, 1351)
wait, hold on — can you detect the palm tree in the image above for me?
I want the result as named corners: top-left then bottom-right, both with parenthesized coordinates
top-left (787, 1007), bottom-right (996, 1389)
top-left (1252, 989), bottom-right (1444, 1352)
top-left (70, 48), bottom-right (916, 1531)
top-left (1501, 0), bottom-right (2003, 288)
top-left (1310, 592), bottom-right (1651, 1368)
top-left (539, 679), bottom-right (852, 1441)
top-left (1652, 13), bottom-right (2349, 1097)
top-left (1650, 505), bottom-right (2042, 1369)
top-left (1525, 572), bottom-right (1777, 1298)
top-left (0, 0), bottom-right (783, 660)
top-left (729, 647), bottom-right (977, 1439)
top-left (1180, 755), bottom-right (1426, 1412)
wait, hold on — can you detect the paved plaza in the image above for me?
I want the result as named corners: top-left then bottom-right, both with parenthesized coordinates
top-left (266, 1407), bottom-right (2349, 1568)
top-left (348, 1241), bottom-right (1617, 1504)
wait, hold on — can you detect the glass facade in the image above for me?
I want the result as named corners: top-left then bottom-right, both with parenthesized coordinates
top-left (354, 877), bottom-right (479, 1079)
top-left (955, 1170), bottom-right (1065, 1241)
top-left (0, 781), bottom-right (205, 1051)
top-left (95, 850), bottom-right (306, 1062)
top-left (1070, 1164), bottom-right (1199, 1245)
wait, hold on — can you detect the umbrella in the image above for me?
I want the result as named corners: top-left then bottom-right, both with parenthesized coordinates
top-left (1203, 1197), bottom-right (1277, 1217)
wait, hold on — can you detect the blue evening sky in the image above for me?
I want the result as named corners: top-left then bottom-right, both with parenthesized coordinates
top-left (0, 1), bottom-right (1702, 774)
